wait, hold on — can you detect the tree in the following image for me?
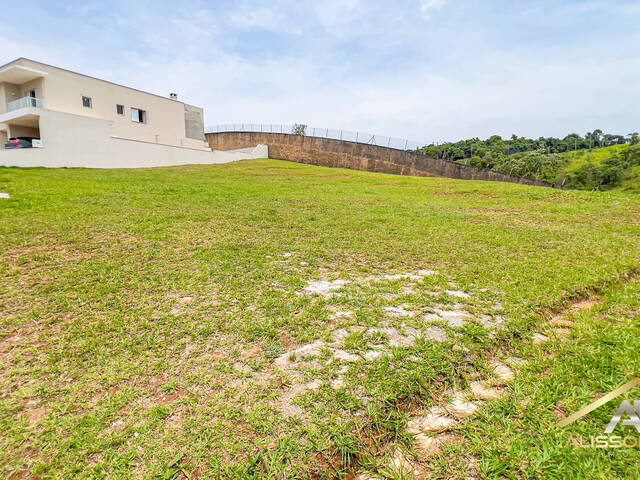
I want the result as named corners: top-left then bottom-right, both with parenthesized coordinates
top-left (292, 123), bottom-right (307, 136)
top-left (586, 129), bottom-right (603, 148)
top-left (603, 134), bottom-right (626, 146)
top-left (564, 133), bottom-right (584, 151)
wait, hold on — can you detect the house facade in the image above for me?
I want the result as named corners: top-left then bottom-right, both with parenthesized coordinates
top-left (0, 58), bottom-right (266, 168)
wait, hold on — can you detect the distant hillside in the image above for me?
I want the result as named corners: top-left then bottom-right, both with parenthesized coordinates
top-left (477, 143), bottom-right (640, 191)
top-left (560, 144), bottom-right (640, 191)
top-left (416, 133), bottom-right (640, 191)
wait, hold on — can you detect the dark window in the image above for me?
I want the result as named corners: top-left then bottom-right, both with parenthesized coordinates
top-left (82, 96), bottom-right (92, 108)
top-left (131, 108), bottom-right (146, 123)
top-left (116, 104), bottom-right (124, 115)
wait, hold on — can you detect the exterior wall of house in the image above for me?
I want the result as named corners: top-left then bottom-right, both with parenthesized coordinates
top-left (0, 109), bottom-right (267, 168)
top-left (8, 125), bottom-right (39, 138)
top-left (18, 77), bottom-right (44, 101)
top-left (0, 58), bottom-right (208, 150)
top-left (0, 84), bottom-right (7, 113)
top-left (0, 83), bottom-right (21, 114)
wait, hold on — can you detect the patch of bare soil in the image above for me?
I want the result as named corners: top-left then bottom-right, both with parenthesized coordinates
top-left (23, 406), bottom-right (48, 423)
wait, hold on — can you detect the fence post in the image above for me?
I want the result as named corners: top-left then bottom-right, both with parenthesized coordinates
top-left (340, 130), bottom-right (343, 141)
top-left (404, 140), bottom-right (408, 150)
top-left (356, 132), bottom-right (359, 143)
top-left (326, 128), bottom-right (329, 137)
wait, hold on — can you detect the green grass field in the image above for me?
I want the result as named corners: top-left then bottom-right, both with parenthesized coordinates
top-left (1, 159), bottom-right (640, 479)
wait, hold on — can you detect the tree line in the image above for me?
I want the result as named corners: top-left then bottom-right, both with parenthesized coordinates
top-left (414, 130), bottom-right (640, 191)
top-left (416, 130), bottom-right (639, 162)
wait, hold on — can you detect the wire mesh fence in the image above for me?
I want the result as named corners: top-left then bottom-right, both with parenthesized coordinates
top-left (205, 124), bottom-right (427, 151)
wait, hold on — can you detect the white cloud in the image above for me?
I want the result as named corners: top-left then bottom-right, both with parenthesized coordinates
top-left (3, 1), bottom-right (640, 143)
top-left (227, 3), bottom-right (303, 34)
top-left (420, 0), bottom-right (447, 18)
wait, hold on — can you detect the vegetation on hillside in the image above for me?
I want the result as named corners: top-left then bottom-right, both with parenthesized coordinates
top-left (416, 130), bottom-right (640, 191)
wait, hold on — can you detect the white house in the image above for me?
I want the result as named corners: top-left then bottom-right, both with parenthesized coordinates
top-left (0, 58), bottom-right (266, 168)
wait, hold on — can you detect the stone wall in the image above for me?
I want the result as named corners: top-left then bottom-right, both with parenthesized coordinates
top-left (205, 131), bottom-right (559, 188)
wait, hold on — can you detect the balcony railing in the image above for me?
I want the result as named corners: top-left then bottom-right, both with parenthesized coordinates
top-left (7, 96), bottom-right (43, 112)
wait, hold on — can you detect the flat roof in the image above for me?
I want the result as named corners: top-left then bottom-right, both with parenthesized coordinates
top-left (0, 57), bottom-right (196, 107)
top-left (0, 64), bottom-right (48, 84)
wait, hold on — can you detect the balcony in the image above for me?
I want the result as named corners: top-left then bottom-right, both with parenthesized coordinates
top-left (7, 96), bottom-right (43, 112)
top-left (0, 96), bottom-right (43, 127)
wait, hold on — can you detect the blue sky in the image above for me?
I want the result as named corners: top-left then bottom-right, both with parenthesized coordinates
top-left (2, 0), bottom-right (639, 143)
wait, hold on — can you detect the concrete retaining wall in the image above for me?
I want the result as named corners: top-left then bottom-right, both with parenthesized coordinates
top-left (206, 131), bottom-right (558, 188)
top-left (0, 140), bottom-right (268, 169)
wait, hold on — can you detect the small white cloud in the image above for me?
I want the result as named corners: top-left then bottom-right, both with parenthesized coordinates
top-left (227, 5), bottom-right (302, 35)
top-left (420, 0), bottom-right (447, 18)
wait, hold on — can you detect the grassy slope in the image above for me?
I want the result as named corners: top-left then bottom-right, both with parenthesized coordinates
top-left (1, 159), bottom-right (640, 479)
top-left (462, 277), bottom-right (640, 480)
top-left (561, 144), bottom-right (640, 190)
top-left (621, 165), bottom-right (640, 192)
top-left (564, 144), bottom-right (631, 166)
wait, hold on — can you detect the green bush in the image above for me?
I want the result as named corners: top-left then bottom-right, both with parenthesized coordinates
top-left (490, 151), bottom-right (568, 184)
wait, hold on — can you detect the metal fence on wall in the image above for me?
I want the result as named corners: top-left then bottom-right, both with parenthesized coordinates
top-left (206, 124), bottom-right (427, 151)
